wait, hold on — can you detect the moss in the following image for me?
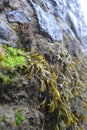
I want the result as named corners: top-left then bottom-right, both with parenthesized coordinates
top-left (0, 46), bottom-right (26, 70)
top-left (0, 46), bottom-right (26, 83)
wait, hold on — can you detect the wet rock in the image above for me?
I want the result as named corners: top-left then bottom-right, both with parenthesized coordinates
top-left (0, 106), bottom-right (15, 123)
top-left (0, 1), bottom-right (4, 11)
top-left (6, 10), bottom-right (31, 24)
top-left (66, 0), bottom-right (87, 56)
top-left (61, 23), bottom-right (81, 56)
top-left (81, 35), bottom-right (87, 55)
top-left (0, 0), bottom-right (10, 11)
top-left (27, 0), bottom-right (87, 55)
top-left (3, 0), bottom-right (10, 7)
top-left (0, 23), bottom-right (17, 46)
top-left (32, 3), bottom-right (62, 41)
top-left (44, 0), bottom-right (67, 19)
top-left (65, 10), bottom-right (80, 40)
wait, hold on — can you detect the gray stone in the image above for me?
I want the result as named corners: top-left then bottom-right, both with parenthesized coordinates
top-left (27, 0), bottom-right (87, 56)
top-left (31, 2), bottom-right (62, 41)
top-left (43, 0), bottom-right (67, 19)
top-left (6, 10), bottom-right (31, 24)
top-left (0, 23), bottom-right (17, 46)
top-left (0, 105), bottom-right (15, 123)
top-left (0, 1), bottom-right (4, 11)
top-left (3, 0), bottom-right (10, 7)
top-left (81, 35), bottom-right (87, 55)
top-left (65, 10), bottom-right (80, 39)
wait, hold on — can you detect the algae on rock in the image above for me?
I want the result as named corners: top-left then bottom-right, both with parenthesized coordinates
top-left (0, 44), bottom-right (86, 130)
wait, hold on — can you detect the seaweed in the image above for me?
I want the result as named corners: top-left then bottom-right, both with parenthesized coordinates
top-left (0, 45), bottom-right (86, 130)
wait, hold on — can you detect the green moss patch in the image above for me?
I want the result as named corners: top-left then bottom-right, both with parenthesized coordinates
top-left (0, 46), bottom-right (26, 70)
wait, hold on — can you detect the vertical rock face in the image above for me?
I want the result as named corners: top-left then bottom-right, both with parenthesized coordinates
top-left (0, 0), bottom-right (87, 130)
top-left (0, 23), bottom-right (17, 46)
top-left (0, 0), bottom-right (87, 55)
top-left (27, 0), bottom-right (87, 56)
top-left (32, 3), bottom-right (63, 41)
top-left (6, 10), bottom-right (31, 24)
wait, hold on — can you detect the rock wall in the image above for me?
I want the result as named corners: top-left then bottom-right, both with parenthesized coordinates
top-left (0, 0), bottom-right (87, 130)
top-left (0, 0), bottom-right (87, 56)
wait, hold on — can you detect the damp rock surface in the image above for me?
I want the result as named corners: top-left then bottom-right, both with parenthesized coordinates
top-left (31, 3), bottom-right (62, 41)
top-left (0, 0), bottom-right (87, 130)
top-left (0, 22), bottom-right (17, 46)
top-left (6, 10), bottom-right (31, 24)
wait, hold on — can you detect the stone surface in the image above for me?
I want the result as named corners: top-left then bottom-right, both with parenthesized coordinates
top-left (0, 23), bottom-right (17, 46)
top-left (6, 10), bottom-right (31, 24)
top-left (65, 10), bottom-right (80, 39)
top-left (28, 0), bottom-right (87, 55)
top-left (0, 0), bottom-right (87, 129)
top-left (3, 0), bottom-right (10, 7)
top-left (0, 1), bottom-right (4, 11)
top-left (30, 1), bottom-right (62, 41)
top-left (0, 0), bottom-right (86, 55)
top-left (43, 0), bottom-right (67, 18)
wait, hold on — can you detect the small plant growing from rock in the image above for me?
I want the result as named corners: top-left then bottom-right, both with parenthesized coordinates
top-left (15, 109), bottom-right (25, 126)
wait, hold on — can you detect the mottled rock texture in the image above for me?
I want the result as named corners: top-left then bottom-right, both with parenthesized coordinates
top-left (6, 10), bottom-right (31, 24)
top-left (0, 0), bottom-right (86, 55)
top-left (0, 22), bottom-right (17, 46)
top-left (0, 0), bottom-right (87, 130)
